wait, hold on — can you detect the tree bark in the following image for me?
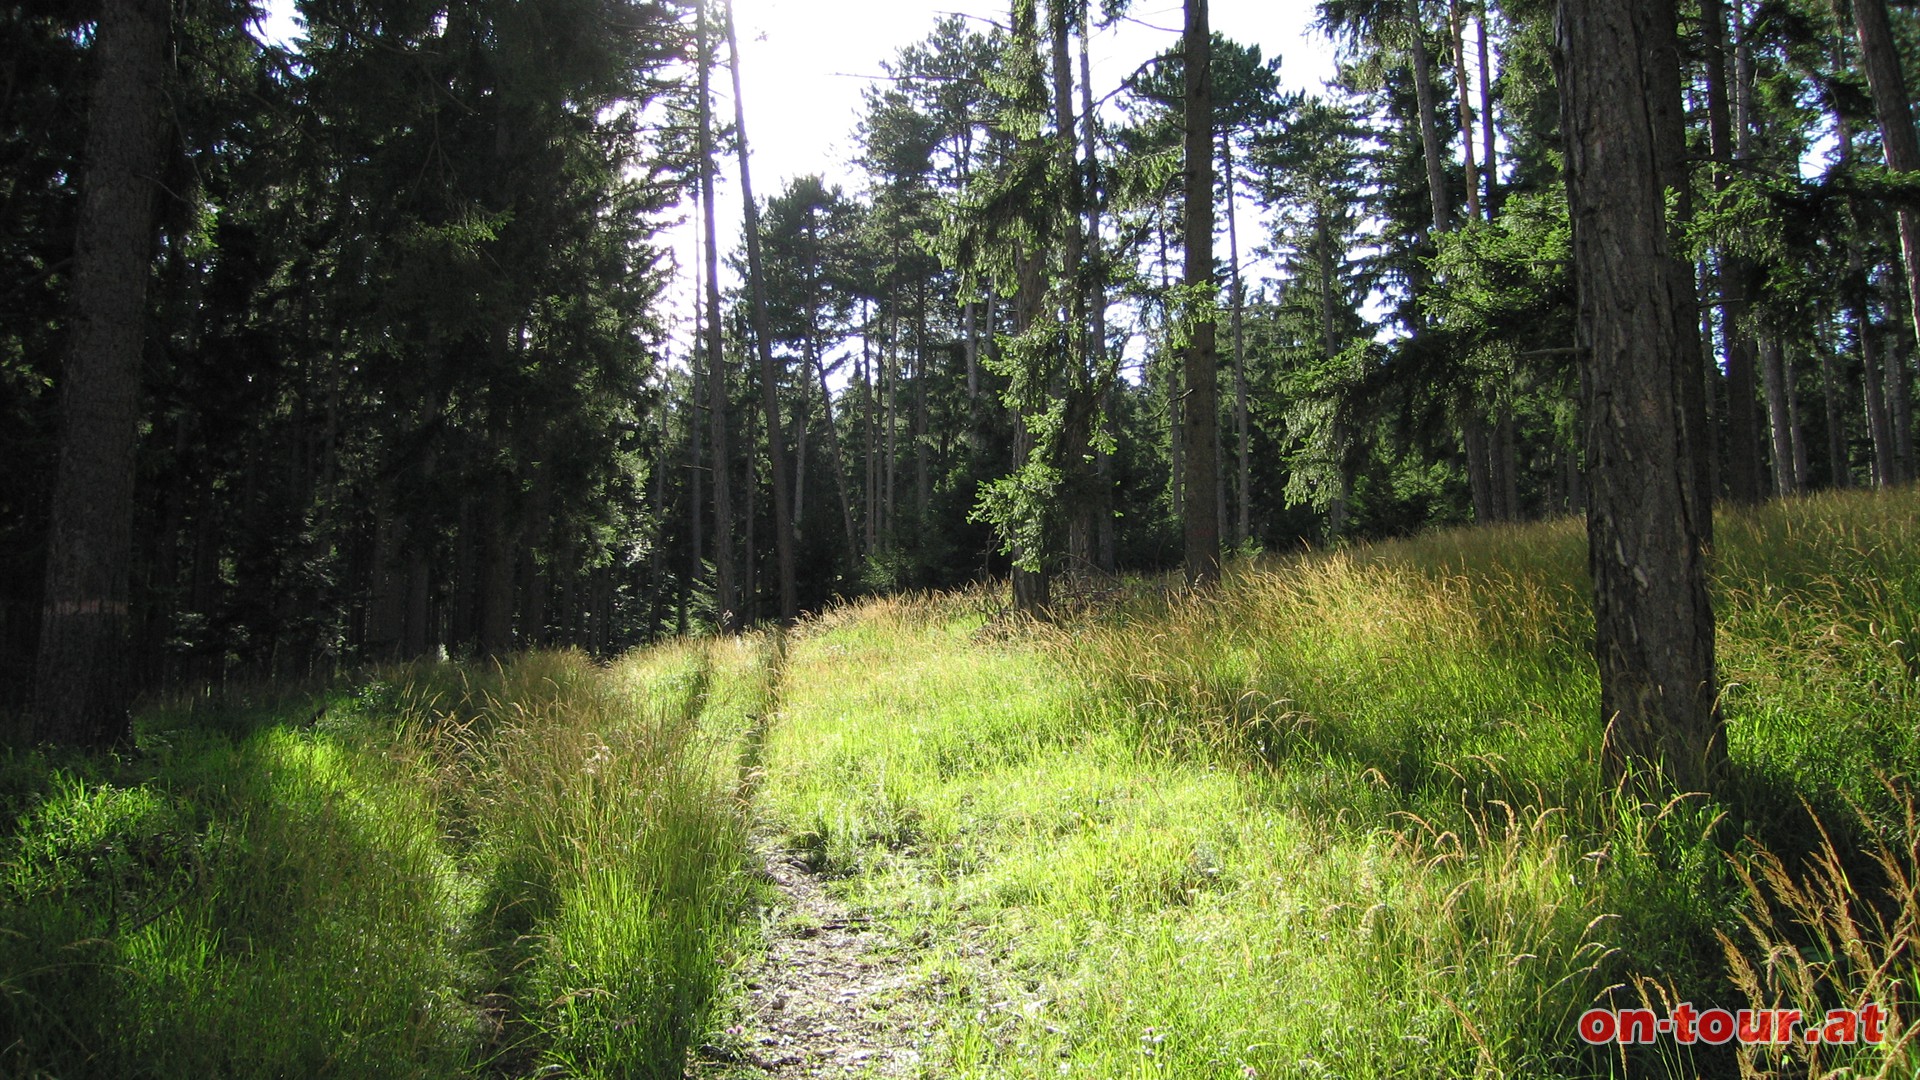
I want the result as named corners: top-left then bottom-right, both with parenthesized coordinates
top-left (697, 3), bottom-right (739, 632)
top-left (1853, 0), bottom-right (1920, 484)
top-left (1556, 0), bottom-right (1723, 793)
top-left (1079, 8), bottom-right (1117, 573)
top-left (724, 0), bottom-right (798, 623)
top-left (1225, 134), bottom-right (1250, 547)
top-left (1182, 0), bottom-right (1220, 586)
top-left (35, 0), bottom-right (171, 746)
top-left (1701, 0), bottom-right (1765, 504)
top-left (1760, 336), bottom-right (1800, 496)
top-left (1476, 6), bottom-right (1499, 216)
top-left (1450, 0), bottom-right (1481, 221)
top-left (1819, 344), bottom-right (1851, 489)
top-left (1408, 0), bottom-right (1450, 235)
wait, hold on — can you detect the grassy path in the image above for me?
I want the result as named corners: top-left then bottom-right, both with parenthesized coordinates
top-left (703, 489), bottom-right (1920, 1080)
top-left (3, 489), bottom-right (1912, 1078)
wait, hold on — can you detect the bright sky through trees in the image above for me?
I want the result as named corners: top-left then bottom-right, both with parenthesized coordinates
top-left (254, 0), bottom-right (1337, 361)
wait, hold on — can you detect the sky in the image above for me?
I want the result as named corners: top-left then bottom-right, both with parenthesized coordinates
top-left (251, 0), bottom-right (1343, 360)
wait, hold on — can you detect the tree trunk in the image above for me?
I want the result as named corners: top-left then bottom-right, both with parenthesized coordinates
top-left (697, 2), bottom-right (739, 631)
top-left (1556, 0), bottom-right (1723, 794)
top-left (1225, 134), bottom-right (1250, 547)
top-left (476, 489), bottom-right (516, 658)
top-left (33, 0), bottom-right (170, 747)
top-left (724, 0), bottom-right (798, 623)
top-left (1182, 0), bottom-right (1220, 586)
top-left (1853, 0), bottom-right (1920, 483)
top-left (1451, 0), bottom-right (1481, 221)
top-left (1701, 0), bottom-right (1765, 504)
top-left (813, 344), bottom-right (860, 568)
top-left (1891, 338), bottom-right (1915, 480)
top-left (1408, 0), bottom-right (1450, 234)
top-left (1477, 6), bottom-right (1499, 215)
top-left (1079, 9), bottom-right (1117, 573)
top-left (1819, 344), bottom-right (1851, 489)
top-left (1760, 336), bottom-right (1800, 495)
top-left (690, 206), bottom-right (706, 595)
top-left (914, 279), bottom-right (931, 523)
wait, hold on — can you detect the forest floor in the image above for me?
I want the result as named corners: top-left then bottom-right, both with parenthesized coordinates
top-left (5, 489), bottom-right (1917, 1079)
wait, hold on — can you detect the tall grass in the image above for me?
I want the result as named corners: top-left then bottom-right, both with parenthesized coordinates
top-left (744, 486), bottom-right (1918, 1079)
top-left (0, 642), bottom-right (771, 1078)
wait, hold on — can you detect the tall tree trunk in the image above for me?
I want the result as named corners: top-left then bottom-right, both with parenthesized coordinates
top-left (1079, 8), bottom-right (1117, 572)
top-left (1477, 5), bottom-right (1499, 215)
top-left (1556, 0), bottom-right (1723, 794)
top-left (914, 279), bottom-right (931, 522)
top-left (1225, 134), bottom-right (1250, 547)
top-left (1451, 0), bottom-right (1481, 221)
top-left (1049, 0), bottom-right (1091, 576)
top-left (33, 0), bottom-right (170, 746)
top-left (1408, 0), bottom-right (1450, 234)
top-left (1182, 0), bottom-right (1220, 586)
top-left (690, 212), bottom-right (706, 595)
top-left (861, 306), bottom-right (878, 553)
top-left (1702, 0), bottom-right (1765, 504)
top-left (724, 0), bottom-right (798, 622)
top-left (1161, 213), bottom-right (1182, 525)
top-left (697, 3), bottom-right (739, 631)
top-left (1319, 217), bottom-right (1352, 536)
top-left (1853, 0), bottom-right (1920, 483)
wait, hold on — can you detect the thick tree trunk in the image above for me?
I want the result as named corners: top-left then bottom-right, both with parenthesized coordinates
top-left (697, 4), bottom-right (739, 632)
top-left (1556, 0), bottom-right (1723, 793)
top-left (724, 0), bottom-right (797, 623)
top-left (1181, 0), bottom-right (1220, 587)
top-left (34, 0), bottom-right (170, 746)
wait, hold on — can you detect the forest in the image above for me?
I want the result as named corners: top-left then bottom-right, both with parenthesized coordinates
top-left (6, 0), bottom-right (1913, 712)
top-left (2, 0), bottom-right (1918, 1077)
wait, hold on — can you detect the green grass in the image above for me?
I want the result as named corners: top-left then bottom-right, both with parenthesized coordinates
top-left (747, 487), bottom-right (1920, 1079)
top-left (5, 487), bottom-right (1916, 1078)
top-left (0, 643), bottom-right (776, 1079)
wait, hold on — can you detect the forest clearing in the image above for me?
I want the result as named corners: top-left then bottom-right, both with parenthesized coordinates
top-left (4, 488), bottom-right (1917, 1077)
top-left (8, 0), bottom-right (1920, 1075)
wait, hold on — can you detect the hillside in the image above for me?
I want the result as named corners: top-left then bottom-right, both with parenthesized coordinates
top-left (4, 487), bottom-right (1917, 1078)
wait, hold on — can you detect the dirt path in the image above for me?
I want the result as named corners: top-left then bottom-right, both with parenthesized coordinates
top-left (691, 844), bottom-right (937, 1078)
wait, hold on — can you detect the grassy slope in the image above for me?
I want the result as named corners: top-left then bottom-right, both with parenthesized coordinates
top-left (751, 488), bottom-right (1920, 1079)
top-left (0, 639), bottom-right (778, 1079)
top-left (2, 487), bottom-right (1914, 1078)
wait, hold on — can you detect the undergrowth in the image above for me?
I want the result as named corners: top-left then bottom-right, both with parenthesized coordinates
top-left (0, 639), bottom-right (776, 1078)
top-left (750, 486), bottom-right (1918, 1079)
